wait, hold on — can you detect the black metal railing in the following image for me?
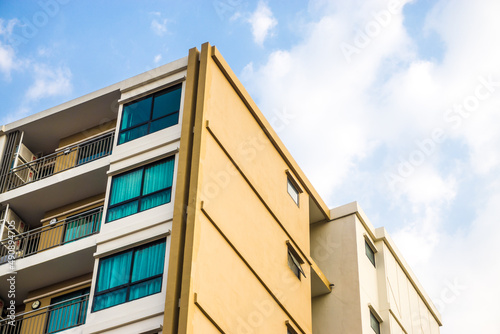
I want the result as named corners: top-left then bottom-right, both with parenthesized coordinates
top-left (2, 132), bottom-right (114, 191)
top-left (0, 294), bottom-right (89, 334)
top-left (0, 207), bottom-right (103, 265)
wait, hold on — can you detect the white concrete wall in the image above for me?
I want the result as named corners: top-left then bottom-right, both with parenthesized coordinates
top-left (311, 202), bottom-right (441, 333)
top-left (311, 214), bottom-right (363, 334)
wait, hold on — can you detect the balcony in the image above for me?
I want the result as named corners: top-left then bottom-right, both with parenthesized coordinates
top-left (0, 293), bottom-right (89, 334)
top-left (0, 207), bottom-right (103, 265)
top-left (1, 132), bottom-right (114, 192)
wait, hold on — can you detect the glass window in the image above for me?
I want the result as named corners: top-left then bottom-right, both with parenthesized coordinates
top-left (365, 240), bottom-right (376, 267)
top-left (118, 84), bottom-right (182, 145)
top-left (107, 157), bottom-right (175, 222)
top-left (370, 311), bottom-right (381, 334)
top-left (93, 240), bottom-right (166, 312)
top-left (287, 246), bottom-right (305, 280)
top-left (48, 287), bottom-right (90, 333)
top-left (287, 177), bottom-right (299, 205)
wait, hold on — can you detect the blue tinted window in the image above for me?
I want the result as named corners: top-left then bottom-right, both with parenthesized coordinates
top-left (93, 240), bottom-right (166, 312)
top-left (119, 84), bottom-right (182, 144)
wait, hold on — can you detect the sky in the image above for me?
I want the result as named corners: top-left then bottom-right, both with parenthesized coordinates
top-left (0, 0), bottom-right (499, 332)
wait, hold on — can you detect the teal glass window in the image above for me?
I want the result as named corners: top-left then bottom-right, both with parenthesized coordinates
top-left (48, 288), bottom-right (90, 333)
top-left (107, 157), bottom-right (175, 222)
top-left (118, 84), bottom-right (182, 145)
top-left (93, 240), bottom-right (166, 312)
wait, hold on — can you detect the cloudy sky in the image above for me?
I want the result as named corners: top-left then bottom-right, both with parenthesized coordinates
top-left (1, 0), bottom-right (499, 332)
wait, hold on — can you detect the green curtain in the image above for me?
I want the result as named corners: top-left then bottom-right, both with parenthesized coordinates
top-left (129, 277), bottom-right (162, 301)
top-left (129, 241), bottom-right (166, 300)
top-left (131, 241), bottom-right (165, 281)
top-left (64, 210), bottom-right (101, 242)
top-left (93, 251), bottom-right (132, 311)
top-left (108, 169), bottom-right (143, 222)
top-left (109, 169), bottom-right (143, 205)
top-left (107, 200), bottom-right (139, 222)
top-left (141, 191), bottom-right (170, 211)
top-left (142, 159), bottom-right (174, 194)
top-left (140, 158), bottom-right (174, 211)
top-left (107, 157), bottom-right (175, 222)
top-left (93, 241), bottom-right (166, 311)
top-left (47, 288), bottom-right (89, 333)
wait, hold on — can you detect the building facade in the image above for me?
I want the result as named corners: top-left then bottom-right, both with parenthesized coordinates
top-left (0, 43), bottom-right (441, 333)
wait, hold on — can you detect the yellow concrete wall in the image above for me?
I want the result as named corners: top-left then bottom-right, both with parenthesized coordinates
top-left (200, 134), bottom-right (311, 328)
top-left (54, 120), bottom-right (116, 173)
top-left (177, 43), bottom-right (313, 333)
top-left (58, 120), bottom-right (116, 149)
top-left (193, 214), bottom-right (299, 332)
top-left (203, 62), bottom-right (310, 252)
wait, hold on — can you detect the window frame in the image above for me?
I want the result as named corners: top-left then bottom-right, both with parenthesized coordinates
top-left (106, 156), bottom-right (175, 223)
top-left (287, 242), bottom-right (305, 280)
top-left (370, 309), bottom-right (381, 334)
top-left (118, 83), bottom-right (182, 145)
top-left (92, 239), bottom-right (166, 312)
top-left (286, 171), bottom-right (302, 206)
top-left (364, 235), bottom-right (377, 267)
top-left (285, 321), bottom-right (298, 334)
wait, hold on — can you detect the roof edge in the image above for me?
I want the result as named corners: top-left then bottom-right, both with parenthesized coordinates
top-left (210, 44), bottom-right (330, 221)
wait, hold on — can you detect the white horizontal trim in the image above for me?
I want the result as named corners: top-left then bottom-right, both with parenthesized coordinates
top-left (119, 76), bottom-right (186, 104)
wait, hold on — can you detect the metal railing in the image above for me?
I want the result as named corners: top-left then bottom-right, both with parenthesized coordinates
top-left (0, 207), bottom-right (103, 265)
top-left (2, 132), bottom-right (114, 191)
top-left (0, 294), bottom-right (89, 334)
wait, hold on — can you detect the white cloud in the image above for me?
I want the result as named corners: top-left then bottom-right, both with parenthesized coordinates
top-left (151, 17), bottom-right (168, 36)
top-left (154, 54), bottom-right (162, 64)
top-left (247, 1), bottom-right (277, 46)
top-left (242, 0), bottom-right (500, 332)
top-left (0, 18), bottom-right (20, 78)
top-left (0, 18), bottom-right (18, 36)
top-left (0, 42), bottom-right (16, 78)
top-left (26, 64), bottom-right (72, 101)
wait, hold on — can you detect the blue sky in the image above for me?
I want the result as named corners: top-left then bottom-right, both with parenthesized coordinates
top-left (1, 1), bottom-right (500, 332)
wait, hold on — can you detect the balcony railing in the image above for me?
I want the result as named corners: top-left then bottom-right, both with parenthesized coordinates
top-left (0, 207), bottom-right (103, 265)
top-left (0, 293), bottom-right (89, 334)
top-left (2, 131), bottom-right (114, 191)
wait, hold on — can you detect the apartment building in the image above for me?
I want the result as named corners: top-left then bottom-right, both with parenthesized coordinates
top-left (311, 202), bottom-right (442, 334)
top-left (0, 43), bottom-right (441, 334)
